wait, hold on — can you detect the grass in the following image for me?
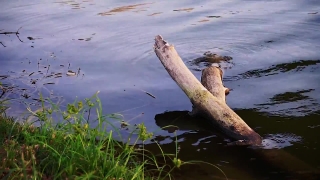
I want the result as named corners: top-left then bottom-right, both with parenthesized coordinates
top-left (0, 92), bottom-right (175, 180)
top-left (0, 91), bottom-right (227, 180)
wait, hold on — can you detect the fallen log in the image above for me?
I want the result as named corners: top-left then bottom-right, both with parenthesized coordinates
top-left (153, 36), bottom-right (320, 178)
top-left (153, 35), bottom-right (262, 145)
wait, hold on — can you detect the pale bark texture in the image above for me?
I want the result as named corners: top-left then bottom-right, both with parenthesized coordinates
top-left (153, 35), bottom-right (262, 145)
top-left (201, 66), bottom-right (229, 104)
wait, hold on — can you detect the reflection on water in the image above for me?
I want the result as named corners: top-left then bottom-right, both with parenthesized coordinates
top-left (55, 0), bottom-right (95, 9)
top-left (1, 0), bottom-right (320, 179)
top-left (266, 89), bottom-right (314, 104)
top-left (262, 133), bottom-right (302, 149)
top-left (225, 59), bottom-right (320, 81)
top-left (98, 3), bottom-right (153, 16)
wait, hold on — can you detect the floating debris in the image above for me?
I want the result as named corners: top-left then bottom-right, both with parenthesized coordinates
top-left (45, 74), bottom-right (54, 78)
top-left (198, 19), bottom-right (209, 22)
top-left (120, 120), bottom-right (129, 128)
top-left (27, 36), bottom-right (42, 40)
top-left (66, 70), bottom-right (76, 76)
top-left (265, 40), bottom-right (274, 43)
top-left (31, 79), bottom-right (37, 84)
top-left (207, 16), bottom-right (221, 18)
top-left (148, 12), bottom-right (162, 16)
top-left (22, 93), bottom-right (31, 99)
top-left (173, 8), bottom-right (194, 12)
top-left (144, 91), bottom-right (156, 99)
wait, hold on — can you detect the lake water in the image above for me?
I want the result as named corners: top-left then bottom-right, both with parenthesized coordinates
top-left (1, 0), bottom-right (320, 179)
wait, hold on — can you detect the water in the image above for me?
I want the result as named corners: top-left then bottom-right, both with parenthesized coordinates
top-left (1, 0), bottom-right (320, 179)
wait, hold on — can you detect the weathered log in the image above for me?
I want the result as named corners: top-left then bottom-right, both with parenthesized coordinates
top-left (153, 35), bottom-right (262, 145)
top-left (153, 36), bottom-right (319, 178)
top-left (201, 66), bottom-right (229, 104)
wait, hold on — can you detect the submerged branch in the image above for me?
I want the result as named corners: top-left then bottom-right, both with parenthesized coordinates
top-left (0, 27), bottom-right (23, 47)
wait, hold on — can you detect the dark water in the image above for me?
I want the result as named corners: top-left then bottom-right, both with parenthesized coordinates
top-left (1, 0), bottom-right (320, 179)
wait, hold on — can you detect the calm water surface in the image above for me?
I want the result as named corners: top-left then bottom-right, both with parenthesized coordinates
top-left (1, 0), bottom-right (320, 179)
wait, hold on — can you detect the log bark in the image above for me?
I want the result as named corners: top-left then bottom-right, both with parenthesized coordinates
top-left (153, 35), bottom-right (262, 145)
top-left (201, 66), bottom-right (229, 104)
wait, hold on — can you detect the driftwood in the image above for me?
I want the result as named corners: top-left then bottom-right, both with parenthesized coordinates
top-left (153, 35), bottom-right (320, 179)
top-left (153, 35), bottom-right (261, 145)
top-left (201, 66), bottom-right (230, 103)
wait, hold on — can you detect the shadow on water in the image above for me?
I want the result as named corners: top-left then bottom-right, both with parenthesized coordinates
top-left (152, 110), bottom-right (320, 180)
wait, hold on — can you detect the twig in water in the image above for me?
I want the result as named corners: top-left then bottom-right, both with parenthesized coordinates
top-left (0, 27), bottom-right (23, 47)
top-left (0, 42), bottom-right (5, 47)
top-left (134, 87), bottom-right (156, 99)
top-left (0, 27), bottom-right (23, 42)
top-left (144, 91), bottom-right (156, 99)
top-left (77, 68), bottom-right (81, 77)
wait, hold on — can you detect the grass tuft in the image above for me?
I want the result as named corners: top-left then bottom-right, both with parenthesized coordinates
top-left (0, 92), bottom-right (227, 180)
top-left (0, 93), bottom-right (171, 179)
